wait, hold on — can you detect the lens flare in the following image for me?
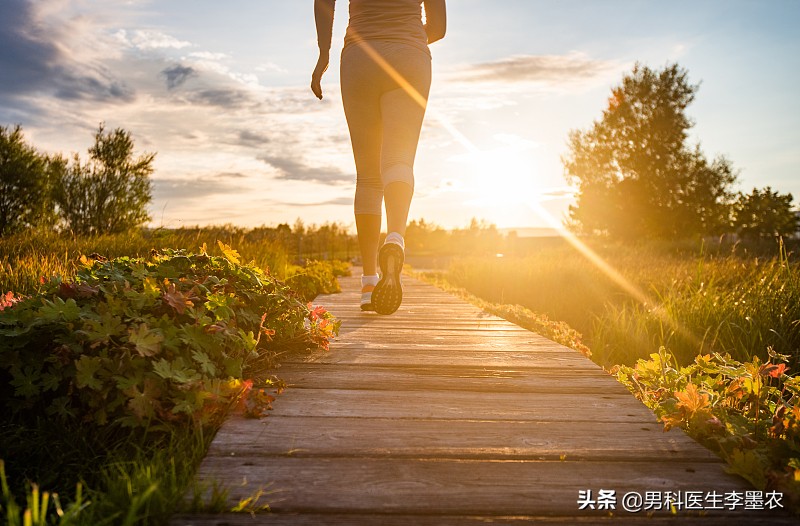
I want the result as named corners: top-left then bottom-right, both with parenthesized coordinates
top-left (358, 37), bottom-right (697, 350)
top-left (526, 200), bottom-right (700, 349)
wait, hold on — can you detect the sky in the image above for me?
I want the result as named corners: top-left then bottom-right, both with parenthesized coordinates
top-left (1, 0), bottom-right (798, 232)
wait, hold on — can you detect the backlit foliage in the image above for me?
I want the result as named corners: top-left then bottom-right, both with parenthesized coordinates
top-left (0, 243), bottom-right (339, 431)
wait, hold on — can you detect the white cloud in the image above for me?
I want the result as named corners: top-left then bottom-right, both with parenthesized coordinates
top-left (120, 29), bottom-right (193, 50)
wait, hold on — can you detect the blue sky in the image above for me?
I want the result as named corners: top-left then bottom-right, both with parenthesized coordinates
top-left (1, 0), bottom-right (798, 230)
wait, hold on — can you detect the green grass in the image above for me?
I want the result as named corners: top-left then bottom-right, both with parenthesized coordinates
top-left (0, 227), bottom-right (289, 296)
top-left (0, 429), bottom-right (234, 526)
top-left (440, 239), bottom-right (800, 368)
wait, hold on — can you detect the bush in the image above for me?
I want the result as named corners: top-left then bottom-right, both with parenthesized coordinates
top-left (285, 260), bottom-right (349, 301)
top-left (615, 348), bottom-right (800, 511)
top-left (0, 242), bottom-right (339, 432)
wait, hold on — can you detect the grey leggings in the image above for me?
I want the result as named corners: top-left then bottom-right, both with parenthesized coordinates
top-left (340, 40), bottom-right (432, 216)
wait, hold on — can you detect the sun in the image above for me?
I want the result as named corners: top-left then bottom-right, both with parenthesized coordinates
top-left (460, 147), bottom-right (543, 225)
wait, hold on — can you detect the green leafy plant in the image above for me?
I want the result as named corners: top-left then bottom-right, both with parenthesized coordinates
top-left (285, 259), bottom-right (349, 301)
top-left (615, 348), bottom-right (800, 510)
top-left (0, 242), bottom-right (339, 432)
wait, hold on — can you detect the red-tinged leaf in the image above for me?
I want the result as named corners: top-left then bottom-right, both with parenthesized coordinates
top-left (162, 282), bottom-right (195, 314)
top-left (760, 362), bottom-right (788, 378)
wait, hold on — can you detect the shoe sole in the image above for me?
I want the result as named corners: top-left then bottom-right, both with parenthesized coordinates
top-left (372, 243), bottom-right (404, 315)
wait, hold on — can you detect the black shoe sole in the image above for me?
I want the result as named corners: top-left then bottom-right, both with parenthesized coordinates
top-left (372, 243), bottom-right (404, 315)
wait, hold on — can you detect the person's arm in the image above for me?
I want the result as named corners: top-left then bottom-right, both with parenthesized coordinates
top-left (423, 0), bottom-right (446, 44)
top-left (311, 0), bottom-right (335, 99)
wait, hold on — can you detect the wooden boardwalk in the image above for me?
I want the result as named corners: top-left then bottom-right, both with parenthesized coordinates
top-left (172, 272), bottom-right (793, 525)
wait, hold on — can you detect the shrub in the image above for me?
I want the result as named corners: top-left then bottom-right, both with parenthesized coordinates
top-left (285, 260), bottom-right (349, 302)
top-left (615, 348), bottom-right (800, 510)
top-left (0, 242), bottom-right (339, 432)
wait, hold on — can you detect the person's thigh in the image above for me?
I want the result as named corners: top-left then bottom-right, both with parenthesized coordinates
top-left (379, 46), bottom-right (431, 184)
top-left (340, 45), bottom-right (383, 185)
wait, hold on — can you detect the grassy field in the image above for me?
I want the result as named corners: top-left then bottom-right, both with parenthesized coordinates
top-left (439, 238), bottom-right (800, 368)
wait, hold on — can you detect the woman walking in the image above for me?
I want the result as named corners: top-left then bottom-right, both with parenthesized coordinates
top-left (311, 0), bottom-right (446, 314)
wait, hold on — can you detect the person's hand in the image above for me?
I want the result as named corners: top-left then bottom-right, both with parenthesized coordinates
top-left (311, 51), bottom-right (330, 100)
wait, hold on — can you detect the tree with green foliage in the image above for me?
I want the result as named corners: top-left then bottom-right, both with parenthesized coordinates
top-left (0, 125), bottom-right (58, 236)
top-left (563, 63), bottom-right (737, 240)
top-left (55, 124), bottom-right (154, 235)
top-left (734, 186), bottom-right (799, 240)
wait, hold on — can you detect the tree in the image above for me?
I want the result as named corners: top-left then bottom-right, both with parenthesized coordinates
top-left (562, 63), bottom-right (737, 240)
top-left (55, 124), bottom-right (154, 235)
top-left (734, 187), bottom-right (799, 240)
top-left (0, 125), bottom-right (58, 235)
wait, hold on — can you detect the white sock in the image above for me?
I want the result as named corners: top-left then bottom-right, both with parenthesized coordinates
top-left (385, 232), bottom-right (405, 250)
top-left (361, 274), bottom-right (379, 287)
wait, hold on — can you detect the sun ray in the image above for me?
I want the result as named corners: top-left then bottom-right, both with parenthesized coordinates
top-left (526, 201), bottom-right (701, 350)
top-left (356, 38), bottom-right (698, 350)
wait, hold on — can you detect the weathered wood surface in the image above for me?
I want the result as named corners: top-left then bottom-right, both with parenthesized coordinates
top-left (174, 272), bottom-right (793, 525)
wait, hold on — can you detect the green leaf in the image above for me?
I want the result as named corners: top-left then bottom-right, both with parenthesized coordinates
top-left (205, 292), bottom-right (236, 321)
top-left (38, 297), bottom-right (81, 322)
top-left (40, 371), bottom-right (62, 392)
top-left (179, 324), bottom-right (213, 352)
top-left (128, 323), bottom-right (163, 357)
top-left (46, 396), bottom-right (76, 418)
top-left (10, 364), bottom-right (42, 398)
top-left (151, 357), bottom-right (200, 384)
top-left (191, 350), bottom-right (217, 376)
top-left (223, 356), bottom-right (243, 377)
top-left (125, 379), bottom-right (161, 420)
top-left (75, 355), bottom-right (104, 390)
top-left (725, 448), bottom-right (768, 489)
top-left (78, 312), bottom-right (125, 346)
top-left (152, 358), bottom-right (175, 381)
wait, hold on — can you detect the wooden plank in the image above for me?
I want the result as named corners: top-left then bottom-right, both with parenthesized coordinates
top-left (191, 456), bottom-right (751, 515)
top-left (295, 348), bottom-right (600, 370)
top-left (337, 324), bottom-right (527, 332)
top-left (330, 317), bottom-right (523, 328)
top-left (326, 339), bottom-right (581, 352)
top-left (172, 513), bottom-right (797, 525)
top-left (335, 329), bottom-right (557, 342)
top-left (205, 415), bottom-right (720, 462)
top-left (272, 364), bottom-right (631, 394)
top-left (255, 388), bottom-right (658, 423)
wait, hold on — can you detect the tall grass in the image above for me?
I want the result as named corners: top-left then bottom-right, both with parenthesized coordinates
top-left (1, 425), bottom-right (224, 525)
top-left (0, 227), bottom-right (288, 295)
top-left (443, 240), bottom-right (800, 368)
